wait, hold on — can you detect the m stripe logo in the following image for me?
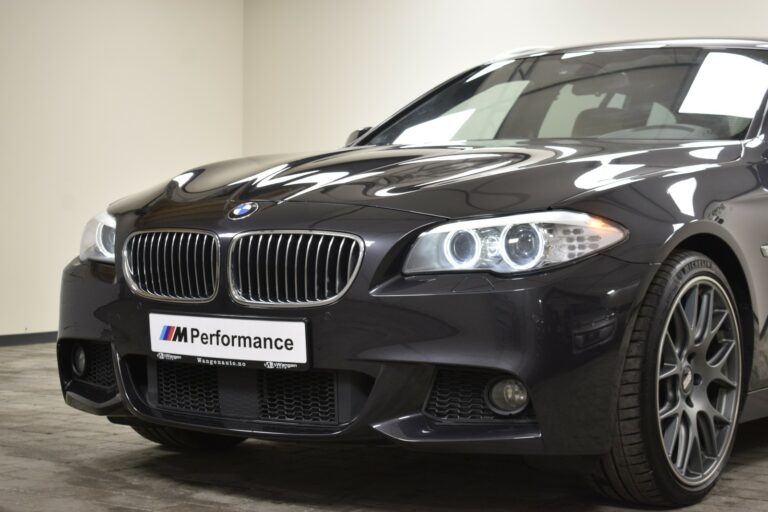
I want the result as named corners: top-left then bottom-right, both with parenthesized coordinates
top-left (160, 325), bottom-right (176, 340)
top-left (159, 325), bottom-right (187, 342)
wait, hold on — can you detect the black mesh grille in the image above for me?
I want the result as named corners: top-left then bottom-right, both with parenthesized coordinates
top-left (155, 361), bottom-right (338, 424)
top-left (124, 231), bottom-right (219, 301)
top-left (257, 371), bottom-right (337, 423)
top-left (76, 342), bottom-right (116, 389)
top-left (230, 231), bottom-right (363, 306)
top-left (157, 361), bottom-right (220, 415)
top-left (425, 368), bottom-right (535, 422)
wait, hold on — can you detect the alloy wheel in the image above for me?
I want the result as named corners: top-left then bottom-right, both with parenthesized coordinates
top-left (656, 275), bottom-right (741, 485)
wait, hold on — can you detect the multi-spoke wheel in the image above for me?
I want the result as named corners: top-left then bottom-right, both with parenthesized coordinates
top-left (592, 251), bottom-right (744, 507)
top-left (657, 277), bottom-right (740, 485)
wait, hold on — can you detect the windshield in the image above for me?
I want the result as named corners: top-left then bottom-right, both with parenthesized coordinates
top-left (366, 48), bottom-right (768, 145)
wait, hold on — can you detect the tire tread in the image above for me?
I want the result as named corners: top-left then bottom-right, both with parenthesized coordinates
top-left (591, 252), bottom-right (700, 505)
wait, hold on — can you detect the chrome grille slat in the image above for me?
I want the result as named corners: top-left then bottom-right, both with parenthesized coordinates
top-left (294, 234), bottom-right (302, 301)
top-left (146, 234), bottom-right (153, 294)
top-left (124, 230), bottom-right (219, 302)
top-left (130, 237), bottom-right (138, 289)
top-left (171, 233), bottom-right (184, 297)
top-left (209, 236), bottom-right (214, 288)
top-left (148, 234), bottom-right (157, 295)
top-left (161, 233), bottom-right (170, 296)
top-left (171, 233), bottom-right (179, 297)
top-left (244, 237), bottom-right (252, 301)
top-left (184, 233), bottom-right (193, 298)
top-left (285, 234), bottom-right (293, 301)
top-left (265, 234), bottom-right (273, 303)
top-left (324, 237), bottom-right (334, 298)
top-left (161, 234), bottom-right (168, 297)
top-left (139, 235), bottom-right (147, 294)
top-left (192, 233), bottom-right (200, 297)
top-left (313, 236), bottom-right (323, 302)
top-left (198, 235), bottom-right (207, 297)
top-left (155, 233), bottom-right (163, 295)
top-left (236, 238), bottom-right (244, 300)
top-left (143, 234), bottom-right (150, 295)
top-left (255, 235), bottom-right (263, 302)
top-left (272, 235), bottom-right (283, 302)
top-left (230, 231), bottom-right (363, 307)
top-left (335, 238), bottom-right (345, 295)
top-left (128, 237), bottom-right (137, 287)
top-left (200, 238), bottom-right (210, 297)
top-left (347, 245), bottom-right (359, 279)
top-left (304, 235), bottom-right (313, 302)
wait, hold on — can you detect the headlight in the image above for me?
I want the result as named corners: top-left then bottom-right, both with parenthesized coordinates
top-left (403, 211), bottom-right (626, 274)
top-left (79, 211), bottom-right (117, 263)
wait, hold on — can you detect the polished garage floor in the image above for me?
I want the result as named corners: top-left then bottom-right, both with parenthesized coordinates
top-left (2, 343), bottom-right (768, 511)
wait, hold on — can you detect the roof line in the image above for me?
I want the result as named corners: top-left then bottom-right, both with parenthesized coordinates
top-left (489, 38), bottom-right (768, 62)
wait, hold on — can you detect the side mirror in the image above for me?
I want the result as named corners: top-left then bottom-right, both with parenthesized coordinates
top-left (346, 127), bottom-right (371, 146)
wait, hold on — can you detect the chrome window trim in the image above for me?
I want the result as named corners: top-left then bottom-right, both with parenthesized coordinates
top-left (122, 228), bottom-right (220, 304)
top-left (227, 230), bottom-right (365, 309)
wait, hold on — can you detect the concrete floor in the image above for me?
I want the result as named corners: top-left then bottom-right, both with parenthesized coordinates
top-left (2, 343), bottom-right (768, 511)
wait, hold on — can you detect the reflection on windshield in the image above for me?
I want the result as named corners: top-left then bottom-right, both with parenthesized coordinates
top-left (679, 52), bottom-right (768, 118)
top-left (395, 109), bottom-right (475, 145)
top-left (369, 47), bottom-right (768, 145)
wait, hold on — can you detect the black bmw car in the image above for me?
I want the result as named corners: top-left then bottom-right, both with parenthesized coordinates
top-left (59, 39), bottom-right (768, 506)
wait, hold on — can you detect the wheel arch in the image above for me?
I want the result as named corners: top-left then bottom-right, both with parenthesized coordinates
top-left (668, 233), bottom-right (755, 390)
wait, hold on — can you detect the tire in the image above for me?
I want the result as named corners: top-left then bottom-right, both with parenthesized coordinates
top-left (591, 250), bottom-right (744, 507)
top-left (132, 425), bottom-right (246, 451)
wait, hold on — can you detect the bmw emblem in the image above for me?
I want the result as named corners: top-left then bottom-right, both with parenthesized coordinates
top-left (229, 202), bottom-right (259, 220)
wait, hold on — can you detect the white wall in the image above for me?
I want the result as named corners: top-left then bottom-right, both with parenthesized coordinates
top-left (0, 0), bottom-right (243, 335)
top-left (243, 0), bottom-right (768, 155)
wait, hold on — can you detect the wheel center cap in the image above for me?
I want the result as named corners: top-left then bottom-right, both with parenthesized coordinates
top-left (681, 366), bottom-right (694, 394)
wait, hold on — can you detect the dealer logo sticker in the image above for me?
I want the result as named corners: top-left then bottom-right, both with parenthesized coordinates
top-left (156, 352), bottom-right (182, 361)
top-left (264, 361), bottom-right (299, 370)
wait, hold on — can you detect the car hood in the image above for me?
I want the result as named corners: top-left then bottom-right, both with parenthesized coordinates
top-left (110, 140), bottom-right (743, 220)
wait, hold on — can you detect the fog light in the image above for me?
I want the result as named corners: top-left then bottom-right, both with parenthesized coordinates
top-left (72, 344), bottom-right (87, 377)
top-left (487, 378), bottom-right (528, 415)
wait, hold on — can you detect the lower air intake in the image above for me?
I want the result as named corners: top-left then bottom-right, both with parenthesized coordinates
top-left (154, 361), bottom-right (349, 425)
top-left (76, 342), bottom-right (116, 389)
top-left (425, 368), bottom-right (534, 422)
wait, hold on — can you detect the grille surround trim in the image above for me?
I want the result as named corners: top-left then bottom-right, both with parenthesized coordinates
top-left (227, 230), bottom-right (365, 308)
top-left (122, 229), bottom-right (221, 303)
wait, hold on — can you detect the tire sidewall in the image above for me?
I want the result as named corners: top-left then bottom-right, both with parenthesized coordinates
top-left (638, 252), bottom-right (743, 503)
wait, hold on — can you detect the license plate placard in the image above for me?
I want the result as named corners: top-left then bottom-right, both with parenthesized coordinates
top-left (149, 313), bottom-right (308, 370)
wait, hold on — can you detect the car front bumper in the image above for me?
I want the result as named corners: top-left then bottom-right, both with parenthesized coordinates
top-left (57, 203), bottom-right (655, 455)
